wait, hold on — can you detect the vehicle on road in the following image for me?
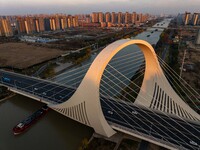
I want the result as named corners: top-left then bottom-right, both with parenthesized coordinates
top-left (34, 87), bottom-right (38, 91)
top-left (2, 77), bottom-right (11, 82)
top-left (59, 95), bottom-right (64, 99)
top-left (189, 140), bottom-right (198, 146)
top-left (107, 110), bottom-right (113, 115)
top-left (131, 110), bottom-right (138, 115)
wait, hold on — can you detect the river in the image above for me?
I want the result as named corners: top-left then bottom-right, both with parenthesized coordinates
top-left (0, 18), bottom-right (171, 150)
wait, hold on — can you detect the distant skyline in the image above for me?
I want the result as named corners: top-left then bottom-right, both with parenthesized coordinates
top-left (0, 0), bottom-right (200, 15)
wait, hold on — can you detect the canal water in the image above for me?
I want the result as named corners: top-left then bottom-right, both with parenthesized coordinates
top-left (0, 19), bottom-right (171, 150)
top-left (0, 95), bottom-right (93, 150)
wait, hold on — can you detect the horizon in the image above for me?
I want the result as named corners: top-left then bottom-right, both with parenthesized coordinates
top-left (0, 0), bottom-right (200, 16)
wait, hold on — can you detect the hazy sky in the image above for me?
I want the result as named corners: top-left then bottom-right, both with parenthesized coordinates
top-left (0, 0), bottom-right (199, 15)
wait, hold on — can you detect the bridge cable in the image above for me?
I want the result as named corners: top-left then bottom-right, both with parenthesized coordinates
top-left (106, 64), bottom-right (200, 139)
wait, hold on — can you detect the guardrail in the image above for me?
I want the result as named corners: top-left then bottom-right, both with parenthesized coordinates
top-left (108, 121), bottom-right (186, 150)
top-left (0, 80), bottom-right (57, 105)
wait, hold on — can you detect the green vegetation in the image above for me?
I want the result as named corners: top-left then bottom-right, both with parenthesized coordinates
top-left (78, 138), bottom-right (89, 150)
top-left (117, 66), bottom-right (144, 102)
top-left (162, 43), bottom-right (180, 97)
top-left (86, 137), bottom-right (116, 150)
top-left (19, 63), bottom-right (46, 76)
top-left (63, 47), bottom-right (92, 65)
top-left (118, 138), bottom-right (139, 150)
top-left (97, 29), bottom-right (144, 47)
top-left (0, 36), bottom-right (19, 44)
top-left (0, 86), bottom-right (12, 100)
top-left (155, 29), bottom-right (171, 57)
top-left (167, 43), bottom-right (179, 72)
top-left (41, 63), bottom-right (57, 79)
top-left (74, 48), bottom-right (92, 64)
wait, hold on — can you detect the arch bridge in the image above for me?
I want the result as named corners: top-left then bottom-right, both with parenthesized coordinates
top-left (0, 39), bottom-right (200, 150)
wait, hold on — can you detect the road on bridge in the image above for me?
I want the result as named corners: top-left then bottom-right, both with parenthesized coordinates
top-left (0, 70), bottom-right (200, 150)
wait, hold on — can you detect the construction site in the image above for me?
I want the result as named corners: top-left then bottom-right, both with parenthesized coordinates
top-left (178, 28), bottom-right (200, 88)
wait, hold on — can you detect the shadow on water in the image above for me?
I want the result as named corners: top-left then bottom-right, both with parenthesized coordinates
top-left (9, 94), bottom-right (44, 112)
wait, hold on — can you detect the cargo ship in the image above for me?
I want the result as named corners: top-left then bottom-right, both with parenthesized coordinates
top-left (13, 105), bottom-right (49, 135)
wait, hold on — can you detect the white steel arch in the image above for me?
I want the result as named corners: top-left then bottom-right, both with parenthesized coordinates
top-left (50, 39), bottom-right (200, 137)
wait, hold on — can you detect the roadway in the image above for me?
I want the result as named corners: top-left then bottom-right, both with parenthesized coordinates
top-left (0, 70), bottom-right (200, 150)
top-left (0, 70), bottom-right (75, 104)
top-left (101, 98), bottom-right (200, 150)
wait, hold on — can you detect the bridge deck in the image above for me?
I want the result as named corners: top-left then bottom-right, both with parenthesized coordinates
top-left (0, 70), bottom-right (200, 150)
top-left (0, 70), bottom-right (75, 104)
top-left (101, 99), bottom-right (200, 150)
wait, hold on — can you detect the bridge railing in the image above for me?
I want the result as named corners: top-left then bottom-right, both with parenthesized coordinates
top-left (0, 79), bottom-right (57, 104)
top-left (108, 121), bottom-right (186, 150)
top-left (0, 70), bottom-right (77, 102)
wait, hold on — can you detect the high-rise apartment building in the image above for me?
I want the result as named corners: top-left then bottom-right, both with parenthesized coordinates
top-left (184, 12), bottom-right (191, 25)
top-left (118, 12), bottom-right (123, 24)
top-left (135, 13), bottom-right (143, 24)
top-left (132, 12), bottom-right (137, 24)
top-left (60, 16), bottom-right (67, 29)
top-left (38, 17), bottom-right (45, 32)
top-left (50, 18), bottom-right (56, 31)
top-left (2, 12), bottom-right (150, 34)
top-left (105, 12), bottom-right (111, 23)
top-left (72, 16), bottom-right (79, 27)
top-left (98, 12), bottom-right (104, 23)
top-left (111, 12), bottom-right (116, 24)
top-left (67, 15), bottom-right (73, 28)
top-left (86, 16), bottom-right (91, 23)
top-left (3, 14), bottom-right (82, 35)
top-left (91, 12), bottom-right (99, 23)
top-left (141, 14), bottom-right (148, 23)
top-left (35, 19), bottom-right (40, 32)
top-left (16, 17), bottom-right (26, 34)
top-left (24, 17), bottom-right (36, 34)
top-left (125, 12), bottom-right (131, 24)
top-left (35, 17), bottom-right (45, 32)
top-left (192, 13), bottom-right (199, 26)
top-left (138, 13), bottom-right (143, 22)
top-left (44, 18), bottom-right (51, 31)
top-left (0, 18), bottom-right (13, 37)
top-left (55, 15), bottom-right (61, 30)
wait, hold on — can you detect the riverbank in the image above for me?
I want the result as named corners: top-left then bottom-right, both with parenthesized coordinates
top-left (0, 86), bottom-right (13, 101)
top-left (39, 28), bottom-right (145, 79)
top-left (0, 93), bottom-right (15, 103)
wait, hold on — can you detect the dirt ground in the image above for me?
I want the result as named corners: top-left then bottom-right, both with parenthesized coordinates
top-left (87, 137), bottom-right (116, 150)
top-left (178, 27), bottom-right (200, 94)
top-left (180, 49), bottom-right (200, 92)
top-left (0, 42), bottom-right (63, 69)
